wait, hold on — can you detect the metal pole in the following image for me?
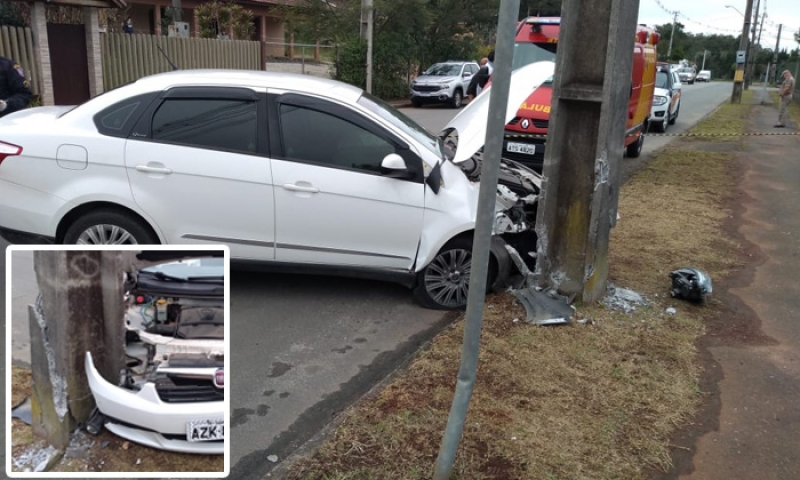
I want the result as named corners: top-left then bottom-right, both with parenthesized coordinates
top-left (171, 0), bottom-right (182, 23)
top-left (667, 11), bottom-right (678, 59)
top-left (431, 0), bottom-right (519, 478)
top-left (731, 0), bottom-right (754, 103)
top-left (701, 50), bottom-right (707, 71)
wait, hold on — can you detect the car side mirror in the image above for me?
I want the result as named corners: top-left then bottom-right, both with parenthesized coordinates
top-left (380, 153), bottom-right (412, 178)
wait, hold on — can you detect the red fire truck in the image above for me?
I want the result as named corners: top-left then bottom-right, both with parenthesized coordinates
top-left (501, 17), bottom-right (660, 172)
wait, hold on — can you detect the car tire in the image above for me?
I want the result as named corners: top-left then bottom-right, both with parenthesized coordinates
top-left (413, 237), bottom-right (496, 310)
top-left (668, 104), bottom-right (679, 125)
top-left (411, 98), bottom-right (423, 108)
top-left (450, 89), bottom-right (463, 109)
top-left (64, 209), bottom-right (160, 245)
top-left (626, 132), bottom-right (644, 158)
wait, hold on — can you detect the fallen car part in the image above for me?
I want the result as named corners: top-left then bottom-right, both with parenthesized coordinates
top-left (669, 268), bottom-right (712, 302)
top-left (85, 407), bottom-right (105, 435)
top-left (603, 284), bottom-right (649, 314)
top-left (511, 287), bottom-right (572, 325)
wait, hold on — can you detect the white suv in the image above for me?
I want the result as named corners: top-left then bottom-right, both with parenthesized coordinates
top-left (0, 69), bottom-right (551, 309)
top-left (410, 61), bottom-right (479, 108)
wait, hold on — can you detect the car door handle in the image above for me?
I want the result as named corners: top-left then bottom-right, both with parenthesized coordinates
top-left (136, 165), bottom-right (173, 175)
top-left (282, 183), bottom-right (320, 193)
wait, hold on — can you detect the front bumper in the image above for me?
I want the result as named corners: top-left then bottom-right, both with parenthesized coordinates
top-left (85, 352), bottom-right (224, 454)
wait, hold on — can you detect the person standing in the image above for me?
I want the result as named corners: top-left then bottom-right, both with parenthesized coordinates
top-left (775, 70), bottom-right (795, 128)
top-left (0, 56), bottom-right (32, 119)
top-left (466, 51), bottom-right (495, 101)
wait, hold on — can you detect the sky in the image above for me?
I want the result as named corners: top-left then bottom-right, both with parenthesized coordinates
top-left (637, 0), bottom-right (799, 50)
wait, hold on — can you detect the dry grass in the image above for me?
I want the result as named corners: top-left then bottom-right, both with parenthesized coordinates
top-left (283, 102), bottom-right (749, 479)
top-left (10, 365), bottom-right (224, 474)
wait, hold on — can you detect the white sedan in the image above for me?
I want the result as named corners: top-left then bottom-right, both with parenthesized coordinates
top-left (0, 69), bottom-right (549, 309)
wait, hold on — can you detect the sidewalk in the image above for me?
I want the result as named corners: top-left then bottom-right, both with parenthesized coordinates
top-left (668, 90), bottom-right (800, 479)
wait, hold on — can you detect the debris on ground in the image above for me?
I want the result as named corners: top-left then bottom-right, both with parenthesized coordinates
top-left (666, 307), bottom-right (677, 316)
top-left (603, 284), bottom-right (649, 314)
top-left (669, 267), bottom-right (713, 302)
top-left (268, 455), bottom-right (279, 463)
top-left (511, 287), bottom-right (572, 325)
top-left (13, 444), bottom-right (61, 472)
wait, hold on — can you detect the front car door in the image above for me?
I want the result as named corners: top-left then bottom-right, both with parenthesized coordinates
top-left (124, 86), bottom-right (276, 260)
top-left (267, 92), bottom-right (425, 270)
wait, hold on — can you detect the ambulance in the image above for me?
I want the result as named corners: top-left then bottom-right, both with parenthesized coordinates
top-left (501, 17), bottom-right (660, 171)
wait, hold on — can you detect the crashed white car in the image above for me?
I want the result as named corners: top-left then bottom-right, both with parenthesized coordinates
top-left (85, 254), bottom-right (224, 454)
top-left (0, 66), bottom-right (551, 309)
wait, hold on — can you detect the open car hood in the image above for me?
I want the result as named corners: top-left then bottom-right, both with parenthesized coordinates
top-left (441, 61), bottom-right (556, 164)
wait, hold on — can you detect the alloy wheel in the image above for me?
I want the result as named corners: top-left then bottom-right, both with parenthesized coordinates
top-left (77, 224), bottom-right (138, 245)
top-left (424, 248), bottom-right (472, 308)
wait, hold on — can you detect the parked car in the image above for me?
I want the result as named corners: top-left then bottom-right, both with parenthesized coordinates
top-left (677, 66), bottom-right (696, 84)
top-left (650, 63), bottom-right (682, 133)
top-left (410, 61), bottom-right (479, 108)
top-left (0, 69), bottom-right (546, 310)
top-left (85, 252), bottom-right (225, 454)
top-left (696, 70), bottom-right (711, 82)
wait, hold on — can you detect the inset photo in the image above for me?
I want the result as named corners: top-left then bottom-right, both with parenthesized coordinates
top-left (6, 246), bottom-right (229, 477)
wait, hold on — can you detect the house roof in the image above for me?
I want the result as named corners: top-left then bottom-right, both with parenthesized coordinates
top-left (31, 0), bottom-right (127, 8)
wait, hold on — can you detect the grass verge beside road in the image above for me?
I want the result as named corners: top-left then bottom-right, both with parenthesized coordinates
top-left (283, 100), bottom-right (751, 479)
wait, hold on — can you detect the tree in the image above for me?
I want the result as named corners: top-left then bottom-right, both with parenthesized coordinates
top-left (518, 0), bottom-right (562, 18)
top-left (196, 0), bottom-right (254, 40)
top-left (795, 27), bottom-right (800, 46)
top-left (0, 2), bottom-right (26, 27)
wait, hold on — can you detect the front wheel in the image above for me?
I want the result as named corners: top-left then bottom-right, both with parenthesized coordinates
top-left (669, 104), bottom-right (679, 125)
top-left (450, 90), bottom-right (463, 109)
top-left (63, 210), bottom-right (159, 245)
top-left (413, 237), bottom-right (496, 310)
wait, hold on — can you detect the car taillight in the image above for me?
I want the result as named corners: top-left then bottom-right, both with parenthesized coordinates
top-left (0, 141), bottom-right (22, 165)
top-left (214, 369), bottom-right (224, 388)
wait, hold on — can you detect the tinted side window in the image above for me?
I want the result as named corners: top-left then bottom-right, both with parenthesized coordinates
top-left (279, 104), bottom-right (395, 173)
top-left (151, 99), bottom-right (257, 153)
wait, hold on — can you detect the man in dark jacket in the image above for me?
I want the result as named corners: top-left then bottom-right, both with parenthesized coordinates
top-left (0, 56), bottom-right (33, 118)
top-left (466, 50), bottom-right (495, 101)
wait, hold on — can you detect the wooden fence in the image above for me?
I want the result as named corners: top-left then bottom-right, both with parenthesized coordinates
top-left (101, 33), bottom-right (262, 90)
top-left (0, 26), bottom-right (40, 98)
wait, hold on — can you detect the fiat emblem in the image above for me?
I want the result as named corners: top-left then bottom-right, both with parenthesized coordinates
top-left (214, 369), bottom-right (224, 388)
top-left (521, 119), bottom-right (530, 129)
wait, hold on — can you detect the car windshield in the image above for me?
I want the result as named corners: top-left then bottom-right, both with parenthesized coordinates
top-left (656, 71), bottom-right (669, 89)
top-left (357, 92), bottom-right (446, 160)
top-left (424, 64), bottom-right (462, 76)
top-left (512, 42), bottom-right (558, 70)
top-left (141, 257), bottom-right (224, 281)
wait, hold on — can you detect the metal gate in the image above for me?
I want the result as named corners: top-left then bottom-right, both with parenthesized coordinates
top-left (47, 23), bottom-right (90, 105)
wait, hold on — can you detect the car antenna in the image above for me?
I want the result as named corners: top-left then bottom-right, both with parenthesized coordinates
top-left (156, 44), bottom-right (180, 71)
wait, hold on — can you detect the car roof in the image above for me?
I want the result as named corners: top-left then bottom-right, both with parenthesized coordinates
top-left (130, 69), bottom-right (364, 103)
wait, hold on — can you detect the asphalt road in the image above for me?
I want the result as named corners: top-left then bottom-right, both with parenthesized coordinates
top-left (1, 80), bottom-right (733, 479)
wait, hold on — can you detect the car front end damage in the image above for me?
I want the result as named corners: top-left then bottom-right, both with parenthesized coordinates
top-left (85, 258), bottom-right (225, 454)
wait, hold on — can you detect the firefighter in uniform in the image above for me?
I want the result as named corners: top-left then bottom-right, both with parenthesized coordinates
top-left (0, 55), bottom-right (33, 118)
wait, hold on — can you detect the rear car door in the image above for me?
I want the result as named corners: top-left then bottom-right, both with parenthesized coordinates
top-left (124, 87), bottom-right (275, 260)
top-left (268, 92), bottom-right (425, 270)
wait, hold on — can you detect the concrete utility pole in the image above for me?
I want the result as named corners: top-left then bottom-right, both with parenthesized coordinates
top-left (432, 1), bottom-right (519, 478)
top-left (29, 251), bottom-right (127, 450)
top-left (360, 0), bottom-right (374, 94)
top-left (533, 0), bottom-right (641, 304)
top-left (745, 0), bottom-right (761, 89)
top-left (701, 49), bottom-right (708, 70)
top-left (667, 11), bottom-right (678, 59)
top-left (731, 0), bottom-right (754, 103)
top-left (770, 24), bottom-right (782, 85)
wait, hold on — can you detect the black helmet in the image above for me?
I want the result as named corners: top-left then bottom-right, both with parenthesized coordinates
top-left (669, 268), bottom-right (712, 302)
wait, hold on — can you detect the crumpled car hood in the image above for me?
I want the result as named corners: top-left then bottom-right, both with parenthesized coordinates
top-left (442, 61), bottom-right (556, 164)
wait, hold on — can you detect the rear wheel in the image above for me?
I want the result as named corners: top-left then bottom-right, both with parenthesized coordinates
top-left (63, 210), bottom-right (159, 245)
top-left (626, 132), bottom-right (644, 158)
top-left (413, 237), bottom-right (496, 310)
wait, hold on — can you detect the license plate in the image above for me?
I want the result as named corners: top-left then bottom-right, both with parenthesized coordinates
top-left (187, 418), bottom-right (224, 442)
top-left (506, 142), bottom-right (538, 155)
